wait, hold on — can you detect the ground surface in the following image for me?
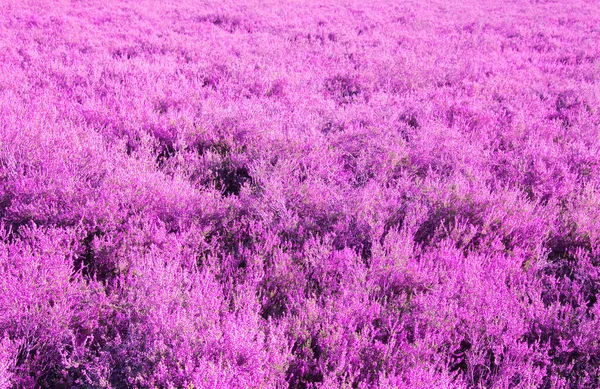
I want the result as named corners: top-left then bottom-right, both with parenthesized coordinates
top-left (1, 0), bottom-right (600, 388)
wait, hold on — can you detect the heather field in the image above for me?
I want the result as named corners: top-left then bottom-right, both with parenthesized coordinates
top-left (1, 0), bottom-right (600, 388)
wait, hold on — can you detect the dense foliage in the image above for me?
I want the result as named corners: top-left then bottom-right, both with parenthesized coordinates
top-left (1, 0), bottom-right (600, 387)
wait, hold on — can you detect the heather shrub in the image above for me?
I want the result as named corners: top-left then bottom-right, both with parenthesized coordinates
top-left (0, 337), bottom-right (14, 389)
top-left (1, 0), bottom-right (600, 387)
